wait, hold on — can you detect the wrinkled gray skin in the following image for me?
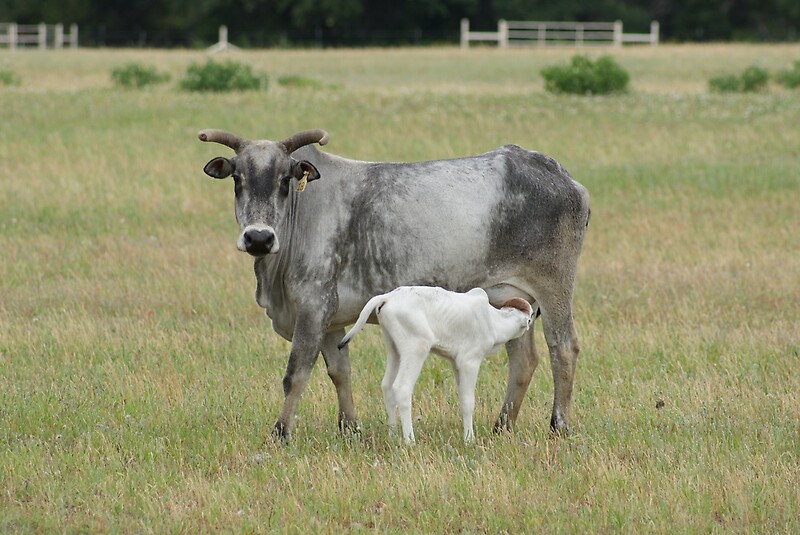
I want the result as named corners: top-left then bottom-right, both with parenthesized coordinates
top-left (199, 128), bottom-right (590, 440)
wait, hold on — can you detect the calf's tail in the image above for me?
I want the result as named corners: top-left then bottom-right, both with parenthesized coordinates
top-left (337, 294), bottom-right (388, 350)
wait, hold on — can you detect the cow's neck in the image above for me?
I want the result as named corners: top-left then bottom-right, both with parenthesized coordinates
top-left (253, 190), bottom-right (301, 338)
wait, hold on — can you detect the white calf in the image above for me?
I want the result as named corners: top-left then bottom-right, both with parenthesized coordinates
top-left (338, 286), bottom-right (534, 443)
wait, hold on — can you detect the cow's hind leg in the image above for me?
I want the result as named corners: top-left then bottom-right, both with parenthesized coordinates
top-left (493, 328), bottom-right (539, 433)
top-left (537, 289), bottom-right (580, 435)
top-left (321, 329), bottom-right (360, 434)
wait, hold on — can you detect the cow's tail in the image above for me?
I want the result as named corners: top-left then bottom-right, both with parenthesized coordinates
top-left (337, 294), bottom-right (388, 350)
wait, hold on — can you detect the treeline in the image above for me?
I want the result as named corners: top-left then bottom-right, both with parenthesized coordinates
top-left (1, 0), bottom-right (798, 47)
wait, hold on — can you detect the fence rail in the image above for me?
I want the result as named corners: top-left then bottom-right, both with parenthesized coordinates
top-left (0, 22), bottom-right (78, 49)
top-left (461, 19), bottom-right (658, 49)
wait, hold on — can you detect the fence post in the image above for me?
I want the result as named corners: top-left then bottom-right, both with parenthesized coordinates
top-left (38, 22), bottom-right (47, 49)
top-left (613, 20), bottom-right (622, 47)
top-left (10, 23), bottom-right (17, 50)
top-left (538, 23), bottom-right (545, 46)
top-left (650, 20), bottom-right (660, 46)
top-left (70, 24), bottom-right (78, 48)
top-left (498, 19), bottom-right (508, 48)
top-left (208, 25), bottom-right (239, 53)
top-left (55, 23), bottom-right (63, 48)
top-left (460, 18), bottom-right (469, 49)
top-left (577, 24), bottom-right (584, 48)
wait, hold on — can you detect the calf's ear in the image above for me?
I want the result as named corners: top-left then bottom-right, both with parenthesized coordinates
top-left (294, 160), bottom-right (321, 182)
top-left (204, 157), bottom-right (234, 179)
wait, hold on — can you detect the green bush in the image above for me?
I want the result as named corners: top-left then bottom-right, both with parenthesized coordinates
top-left (180, 60), bottom-right (268, 92)
top-left (277, 75), bottom-right (325, 89)
top-left (111, 63), bottom-right (170, 89)
top-left (0, 69), bottom-right (20, 87)
top-left (776, 60), bottom-right (800, 89)
top-left (740, 66), bottom-right (769, 91)
top-left (540, 55), bottom-right (629, 95)
top-left (709, 65), bottom-right (769, 93)
top-left (709, 74), bottom-right (743, 93)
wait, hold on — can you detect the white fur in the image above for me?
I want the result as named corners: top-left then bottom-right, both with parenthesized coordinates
top-left (339, 286), bottom-right (533, 443)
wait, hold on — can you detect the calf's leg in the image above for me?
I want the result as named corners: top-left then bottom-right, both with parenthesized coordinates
top-left (452, 355), bottom-right (482, 442)
top-left (380, 333), bottom-right (401, 438)
top-left (391, 339), bottom-right (431, 444)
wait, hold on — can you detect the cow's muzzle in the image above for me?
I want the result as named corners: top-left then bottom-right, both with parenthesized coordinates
top-left (238, 225), bottom-right (279, 256)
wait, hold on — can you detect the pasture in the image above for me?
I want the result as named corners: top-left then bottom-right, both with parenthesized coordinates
top-left (1, 44), bottom-right (798, 532)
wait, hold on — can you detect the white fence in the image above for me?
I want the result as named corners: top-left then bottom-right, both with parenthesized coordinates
top-left (0, 23), bottom-right (78, 49)
top-left (461, 19), bottom-right (659, 49)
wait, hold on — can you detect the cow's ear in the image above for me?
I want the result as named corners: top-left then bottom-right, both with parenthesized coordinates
top-left (294, 160), bottom-right (321, 182)
top-left (204, 157), bottom-right (234, 179)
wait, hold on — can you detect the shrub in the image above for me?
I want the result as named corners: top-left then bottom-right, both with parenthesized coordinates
top-left (740, 66), bottom-right (769, 91)
top-left (709, 74), bottom-right (742, 93)
top-left (540, 55), bottom-right (629, 95)
top-left (709, 65), bottom-right (769, 93)
top-left (776, 60), bottom-right (800, 89)
top-left (111, 63), bottom-right (170, 89)
top-left (0, 69), bottom-right (20, 87)
top-left (180, 60), bottom-right (268, 92)
top-left (277, 75), bottom-right (325, 89)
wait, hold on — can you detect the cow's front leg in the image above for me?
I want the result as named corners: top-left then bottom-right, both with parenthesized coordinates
top-left (273, 309), bottom-right (328, 441)
top-left (320, 329), bottom-right (360, 433)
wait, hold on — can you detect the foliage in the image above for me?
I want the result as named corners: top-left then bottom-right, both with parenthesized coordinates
top-left (540, 55), bottom-right (629, 95)
top-left (277, 75), bottom-right (327, 89)
top-left (708, 74), bottom-right (741, 92)
top-left (709, 65), bottom-right (769, 93)
top-left (0, 68), bottom-right (20, 86)
top-left (740, 65), bottom-right (770, 91)
top-left (179, 59), bottom-right (268, 92)
top-left (776, 60), bottom-right (800, 89)
top-left (111, 63), bottom-right (170, 89)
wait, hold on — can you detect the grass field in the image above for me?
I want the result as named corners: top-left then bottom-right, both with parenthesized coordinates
top-left (1, 44), bottom-right (799, 532)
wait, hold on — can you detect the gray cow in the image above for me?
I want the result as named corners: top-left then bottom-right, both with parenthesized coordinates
top-left (199, 128), bottom-right (590, 440)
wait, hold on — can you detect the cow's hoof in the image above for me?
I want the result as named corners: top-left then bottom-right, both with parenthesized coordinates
top-left (272, 421), bottom-right (290, 442)
top-left (492, 415), bottom-right (513, 434)
top-left (549, 414), bottom-right (570, 436)
top-left (338, 418), bottom-right (362, 436)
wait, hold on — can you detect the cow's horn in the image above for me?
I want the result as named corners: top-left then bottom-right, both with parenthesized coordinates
top-left (279, 129), bottom-right (329, 154)
top-left (198, 129), bottom-right (245, 152)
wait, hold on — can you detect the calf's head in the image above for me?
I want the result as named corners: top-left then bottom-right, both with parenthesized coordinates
top-left (500, 297), bottom-right (535, 333)
top-left (199, 128), bottom-right (328, 256)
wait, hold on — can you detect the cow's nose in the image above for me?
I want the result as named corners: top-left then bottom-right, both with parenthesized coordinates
top-left (242, 228), bottom-right (275, 255)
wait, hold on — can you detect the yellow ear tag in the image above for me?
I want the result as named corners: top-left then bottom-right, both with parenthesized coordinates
top-left (296, 170), bottom-right (309, 192)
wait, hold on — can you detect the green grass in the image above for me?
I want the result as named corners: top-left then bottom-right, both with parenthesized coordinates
top-left (1, 44), bottom-right (799, 533)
